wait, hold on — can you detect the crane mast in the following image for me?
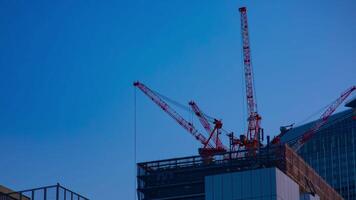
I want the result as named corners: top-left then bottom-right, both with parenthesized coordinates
top-left (239, 7), bottom-right (263, 149)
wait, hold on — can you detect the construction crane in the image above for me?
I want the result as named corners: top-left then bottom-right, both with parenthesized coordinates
top-left (134, 81), bottom-right (226, 157)
top-left (271, 86), bottom-right (356, 151)
top-left (270, 124), bottom-right (294, 145)
top-left (189, 101), bottom-right (227, 152)
top-left (291, 86), bottom-right (356, 151)
top-left (231, 7), bottom-right (263, 152)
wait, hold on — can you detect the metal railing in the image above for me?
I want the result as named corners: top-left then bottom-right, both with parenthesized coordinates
top-left (1, 183), bottom-right (89, 200)
top-left (137, 145), bottom-right (284, 175)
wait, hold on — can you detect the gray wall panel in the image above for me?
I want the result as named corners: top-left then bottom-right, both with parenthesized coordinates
top-left (205, 167), bottom-right (300, 200)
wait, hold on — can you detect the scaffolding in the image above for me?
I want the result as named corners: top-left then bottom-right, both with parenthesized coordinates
top-left (137, 145), bottom-right (342, 200)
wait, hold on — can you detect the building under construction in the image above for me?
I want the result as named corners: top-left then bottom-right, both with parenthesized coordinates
top-left (136, 97), bottom-right (356, 200)
top-left (134, 5), bottom-right (355, 200)
top-left (282, 98), bottom-right (356, 200)
top-left (137, 145), bottom-right (342, 200)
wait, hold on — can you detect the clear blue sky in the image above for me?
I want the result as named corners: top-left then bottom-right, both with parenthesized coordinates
top-left (0, 0), bottom-right (355, 199)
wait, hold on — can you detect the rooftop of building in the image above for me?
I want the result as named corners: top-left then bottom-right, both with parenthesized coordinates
top-left (137, 145), bottom-right (342, 200)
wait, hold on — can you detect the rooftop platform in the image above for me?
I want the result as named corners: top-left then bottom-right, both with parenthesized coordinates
top-left (137, 145), bottom-right (342, 200)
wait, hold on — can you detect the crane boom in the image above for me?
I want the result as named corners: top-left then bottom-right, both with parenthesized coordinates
top-left (292, 86), bottom-right (356, 151)
top-left (133, 81), bottom-right (214, 148)
top-left (189, 101), bottom-right (212, 133)
top-left (189, 101), bottom-right (227, 150)
top-left (239, 7), bottom-right (262, 146)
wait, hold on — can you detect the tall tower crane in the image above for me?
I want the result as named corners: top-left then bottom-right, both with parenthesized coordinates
top-left (231, 7), bottom-right (263, 151)
top-left (134, 81), bottom-right (227, 157)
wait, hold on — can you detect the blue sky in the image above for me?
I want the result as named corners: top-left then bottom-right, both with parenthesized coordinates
top-left (0, 0), bottom-right (355, 199)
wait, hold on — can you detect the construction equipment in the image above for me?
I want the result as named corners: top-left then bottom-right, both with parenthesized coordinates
top-left (271, 86), bottom-right (356, 151)
top-left (189, 101), bottom-right (227, 153)
top-left (134, 81), bottom-right (226, 157)
top-left (134, 6), bottom-right (354, 161)
top-left (291, 86), bottom-right (356, 151)
top-left (230, 7), bottom-right (264, 152)
top-left (270, 124), bottom-right (294, 145)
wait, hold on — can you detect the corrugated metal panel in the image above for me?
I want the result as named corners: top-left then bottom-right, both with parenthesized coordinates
top-left (222, 173), bottom-right (233, 200)
top-left (231, 170), bottom-right (241, 199)
top-left (205, 167), bottom-right (300, 200)
top-left (205, 176), bottom-right (213, 199)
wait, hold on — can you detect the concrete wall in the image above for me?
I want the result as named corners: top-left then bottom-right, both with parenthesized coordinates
top-left (205, 167), bottom-right (300, 200)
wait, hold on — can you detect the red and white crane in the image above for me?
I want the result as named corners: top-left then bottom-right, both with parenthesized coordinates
top-left (189, 101), bottom-right (227, 153)
top-left (134, 7), bottom-right (354, 159)
top-left (231, 7), bottom-right (263, 151)
top-left (291, 86), bottom-right (356, 151)
top-left (134, 81), bottom-right (227, 157)
top-left (271, 86), bottom-right (356, 151)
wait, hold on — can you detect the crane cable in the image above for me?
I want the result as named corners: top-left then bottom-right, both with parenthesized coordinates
top-left (285, 93), bottom-right (354, 146)
top-left (150, 88), bottom-right (219, 123)
top-left (295, 99), bottom-right (337, 127)
top-left (133, 87), bottom-right (137, 200)
top-left (138, 86), bottom-right (235, 141)
top-left (285, 111), bottom-right (352, 146)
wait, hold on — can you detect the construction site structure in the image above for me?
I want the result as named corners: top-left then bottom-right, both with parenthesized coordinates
top-left (134, 5), bottom-right (355, 200)
top-left (137, 144), bottom-right (343, 200)
top-left (282, 97), bottom-right (356, 200)
top-left (137, 98), bottom-right (356, 199)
